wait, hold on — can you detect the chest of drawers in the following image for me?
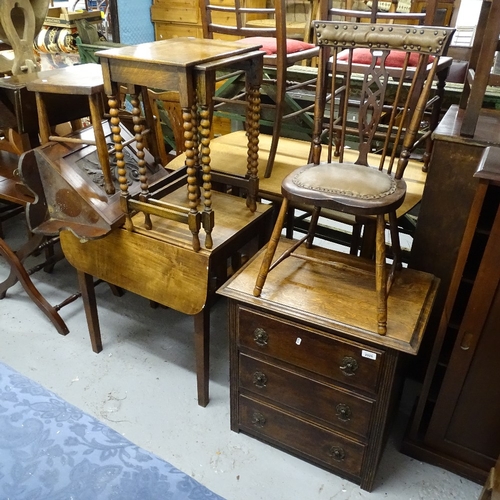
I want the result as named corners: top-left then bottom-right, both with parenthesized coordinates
top-left (219, 239), bottom-right (438, 491)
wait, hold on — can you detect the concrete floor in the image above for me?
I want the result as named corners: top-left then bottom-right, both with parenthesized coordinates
top-left (0, 213), bottom-right (483, 500)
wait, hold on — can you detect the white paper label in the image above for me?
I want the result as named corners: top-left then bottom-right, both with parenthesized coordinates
top-left (296, 337), bottom-right (302, 345)
top-left (361, 350), bottom-right (377, 360)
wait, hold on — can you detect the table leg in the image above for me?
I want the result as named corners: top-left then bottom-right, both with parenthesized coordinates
top-left (77, 270), bottom-right (103, 353)
top-left (194, 307), bottom-right (210, 407)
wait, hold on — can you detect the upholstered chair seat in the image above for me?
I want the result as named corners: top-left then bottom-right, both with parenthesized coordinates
top-left (285, 163), bottom-right (406, 213)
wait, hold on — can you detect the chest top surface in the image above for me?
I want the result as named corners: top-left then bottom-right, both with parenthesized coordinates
top-left (219, 239), bottom-right (439, 354)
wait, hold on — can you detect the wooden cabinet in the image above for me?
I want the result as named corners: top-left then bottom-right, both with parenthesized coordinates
top-left (151, 0), bottom-right (203, 40)
top-left (403, 107), bottom-right (500, 483)
top-left (219, 239), bottom-right (438, 491)
top-left (230, 304), bottom-right (392, 490)
top-left (150, 0), bottom-right (266, 41)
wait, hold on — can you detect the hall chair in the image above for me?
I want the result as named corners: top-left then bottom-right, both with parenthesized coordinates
top-left (253, 21), bottom-right (454, 335)
top-left (199, 0), bottom-right (320, 178)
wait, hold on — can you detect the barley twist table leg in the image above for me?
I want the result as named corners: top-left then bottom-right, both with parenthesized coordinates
top-left (131, 91), bottom-right (152, 230)
top-left (109, 94), bottom-right (133, 231)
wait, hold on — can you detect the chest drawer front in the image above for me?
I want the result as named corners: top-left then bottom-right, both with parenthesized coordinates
top-left (239, 394), bottom-right (366, 479)
top-left (239, 354), bottom-right (374, 439)
top-left (154, 23), bottom-right (203, 41)
top-left (238, 307), bottom-right (384, 393)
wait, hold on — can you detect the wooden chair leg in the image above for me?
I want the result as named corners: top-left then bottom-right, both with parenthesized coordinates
top-left (254, 198), bottom-right (289, 296)
top-left (375, 214), bottom-right (387, 335)
top-left (305, 206), bottom-right (321, 249)
top-left (263, 76), bottom-right (287, 178)
top-left (77, 270), bottom-right (103, 353)
top-left (387, 211), bottom-right (402, 291)
top-left (34, 92), bottom-right (51, 144)
top-left (194, 307), bottom-right (210, 407)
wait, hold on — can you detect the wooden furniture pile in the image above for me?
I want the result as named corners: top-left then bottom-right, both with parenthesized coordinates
top-left (214, 18), bottom-right (449, 490)
top-left (17, 38), bottom-right (273, 407)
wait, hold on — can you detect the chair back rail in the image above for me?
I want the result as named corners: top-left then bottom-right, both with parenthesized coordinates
top-left (310, 22), bottom-right (454, 180)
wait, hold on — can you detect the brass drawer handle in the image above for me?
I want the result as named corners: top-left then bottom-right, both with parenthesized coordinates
top-left (336, 403), bottom-right (352, 422)
top-left (253, 327), bottom-right (269, 347)
top-left (251, 411), bottom-right (266, 428)
top-left (253, 371), bottom-right (268, 389)
top-left (327, 446), bottom-right (345, 462)
top-left (340, 356), bottom-right (358, 376)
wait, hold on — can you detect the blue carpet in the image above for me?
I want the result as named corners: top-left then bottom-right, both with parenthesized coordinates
top-left (0, 361), bottom-right (224, 500)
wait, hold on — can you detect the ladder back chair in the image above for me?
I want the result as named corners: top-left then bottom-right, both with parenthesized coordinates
top-left (245, 0), bottom-right (319, 42)
top-left (327, 0), bottom-right (427, 24)
top-left (199, 0), bottom-right (320, 178)
top-left (254, 21), bottom-right (454, 335)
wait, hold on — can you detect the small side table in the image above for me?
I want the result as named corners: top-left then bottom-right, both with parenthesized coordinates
top-left (26, 64), bottom-right (115, 195)
top-left (96, 37), bottom-right (264, 251)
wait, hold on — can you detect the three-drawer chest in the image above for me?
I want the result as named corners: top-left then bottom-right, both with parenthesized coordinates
top-left (218, 239), bottom-right (438, 491)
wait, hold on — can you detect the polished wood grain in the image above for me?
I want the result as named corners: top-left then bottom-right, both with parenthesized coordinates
top-left (220, 239), bottom-right (438, 354)
top-left (60, 187), bottom-right (273, 406)
top-left (167, 130), bottom-right (428, 220)
top-left (404, 135), bottom-right (500, 484)
top-left (222, 242), bottom-right (437, 490)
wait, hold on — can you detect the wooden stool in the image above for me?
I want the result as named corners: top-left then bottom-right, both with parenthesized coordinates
top-left (26, 63), bottom-right (115, 195)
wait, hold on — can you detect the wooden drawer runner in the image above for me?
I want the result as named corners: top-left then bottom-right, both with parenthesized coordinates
top-left (239, 353), bottom-right (374, 439)
top-left (239, 394), bottom-right (366, 479)
top-left (238, 307), bottom-right (384, 394)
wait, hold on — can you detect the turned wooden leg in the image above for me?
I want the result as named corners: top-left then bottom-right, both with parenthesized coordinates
top-left (194, 307), bottom-right (210, 407)
top-left (77, 270), bottom-right (103, 353)
top-left (254, 198), bottom-right (289, 296)
top-left (245, 84), bottom-right (260, 210)
top-left (375, 214), bottom-right (387, 335)
top-left (183, 105), bottom-right (201, 252)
